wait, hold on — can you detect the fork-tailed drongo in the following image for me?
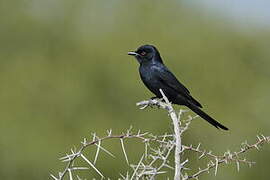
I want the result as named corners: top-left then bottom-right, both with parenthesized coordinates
top-left (128, 44), bottom-right (228, 130)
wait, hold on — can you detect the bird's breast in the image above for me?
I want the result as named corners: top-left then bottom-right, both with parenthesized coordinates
top-left (139, 65), bottom-right (162, 96)
top-left (139, 65), bottom-right (155, 82)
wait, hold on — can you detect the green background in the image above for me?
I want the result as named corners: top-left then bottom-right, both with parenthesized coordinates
top-left (0, 1), bottom-right (269, 179)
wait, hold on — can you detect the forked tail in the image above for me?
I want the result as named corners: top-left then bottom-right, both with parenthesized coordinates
top-left (187, 102), bottom-right (229, 130)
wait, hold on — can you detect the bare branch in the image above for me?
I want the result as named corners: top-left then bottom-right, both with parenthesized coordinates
top-left (52, 91), bottom-right (270, 180)
top-left (52, 132), bottom-right (150, 180)
top-left (185, 135), bottom-right (270, 179)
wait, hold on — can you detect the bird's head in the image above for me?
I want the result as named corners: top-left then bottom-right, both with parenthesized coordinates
top-left (128, 45), bottom-right (163, 64)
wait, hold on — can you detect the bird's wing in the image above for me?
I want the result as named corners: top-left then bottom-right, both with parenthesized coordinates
top-left (152, 65), bottom-right (190, 95)
top-left (152, 65), bottom-right (202, 107)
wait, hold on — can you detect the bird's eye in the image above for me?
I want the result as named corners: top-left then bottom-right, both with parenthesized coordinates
top-left (140, 51), bottom-right (147, 56)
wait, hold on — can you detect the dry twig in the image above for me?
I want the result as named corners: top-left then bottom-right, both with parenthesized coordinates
top-left (51, 91), bottom-right (270, 180)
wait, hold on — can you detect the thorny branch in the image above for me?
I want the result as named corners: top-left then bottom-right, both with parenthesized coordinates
top-left (51, 91), bottom-right (270, 180)
top-left (183, 135), bottom-right (270, 179)
top-left (159, 89), bottom-right (182, 180)
top-left (50, 128), bottom-right (149, 180)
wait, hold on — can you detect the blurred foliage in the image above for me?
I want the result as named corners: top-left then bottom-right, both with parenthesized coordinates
top-left (0, 0), bottom-right (269, 179)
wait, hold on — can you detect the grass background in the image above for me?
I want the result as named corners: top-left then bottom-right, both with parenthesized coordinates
top-left (0, 1), bottom-right (269, 179)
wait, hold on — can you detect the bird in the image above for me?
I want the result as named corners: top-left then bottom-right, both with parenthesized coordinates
top-left (128, 44), bottom-right (228, 130)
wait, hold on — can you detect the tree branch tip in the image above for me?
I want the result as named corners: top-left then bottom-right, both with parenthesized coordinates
top-left (52, 91), bottom-right (270, 180)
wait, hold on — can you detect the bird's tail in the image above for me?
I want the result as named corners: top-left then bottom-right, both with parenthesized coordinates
top-left (187, 102), bottom-right (229, 130)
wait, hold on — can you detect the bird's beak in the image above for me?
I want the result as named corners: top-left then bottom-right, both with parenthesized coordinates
top-left (128, 51), bottom-right (138, 56)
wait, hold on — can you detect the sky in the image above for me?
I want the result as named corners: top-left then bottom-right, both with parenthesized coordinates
top-left (187, 0), bottom-right (270, 28)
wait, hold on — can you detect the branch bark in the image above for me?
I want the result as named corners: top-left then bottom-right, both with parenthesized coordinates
top-left (136, 89), bottom-right (182, 180)
top-left (159, 89), bottom-right (182, 180)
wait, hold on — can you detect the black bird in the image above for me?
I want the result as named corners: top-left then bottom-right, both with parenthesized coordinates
top-left (128, 45), bottom-right (228, 130)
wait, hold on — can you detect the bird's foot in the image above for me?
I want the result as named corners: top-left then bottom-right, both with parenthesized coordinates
top-left (149, 97), bottom-right (164, 108)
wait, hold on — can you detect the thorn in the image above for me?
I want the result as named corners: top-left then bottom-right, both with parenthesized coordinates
top-left (254, 144), bottom-right (260, 150)
top-left (68, 169), bottom-right (73, 180)
top-left (130, 154), bottom-right (144, 179)
top-left (199, 151), bottom-right (206, 159)
top-left (95, 143), bottom-right (115, 158)
top-left (106, 129), bottom-right (112, 136)
top-left (196, 143), bottom-right (201, 151)
top-left (80, 154), bottom-right (104, 178)
top-left (236, 161), bottom-right (240, 172)
top-left (214, 158), bottom-right (218, 176)
top-left (94, 140), bottom-right (101, 164)
top-left (50, 174), bottom-right (58, 180)
top-left (120, 139), bottom-right (129, 165)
